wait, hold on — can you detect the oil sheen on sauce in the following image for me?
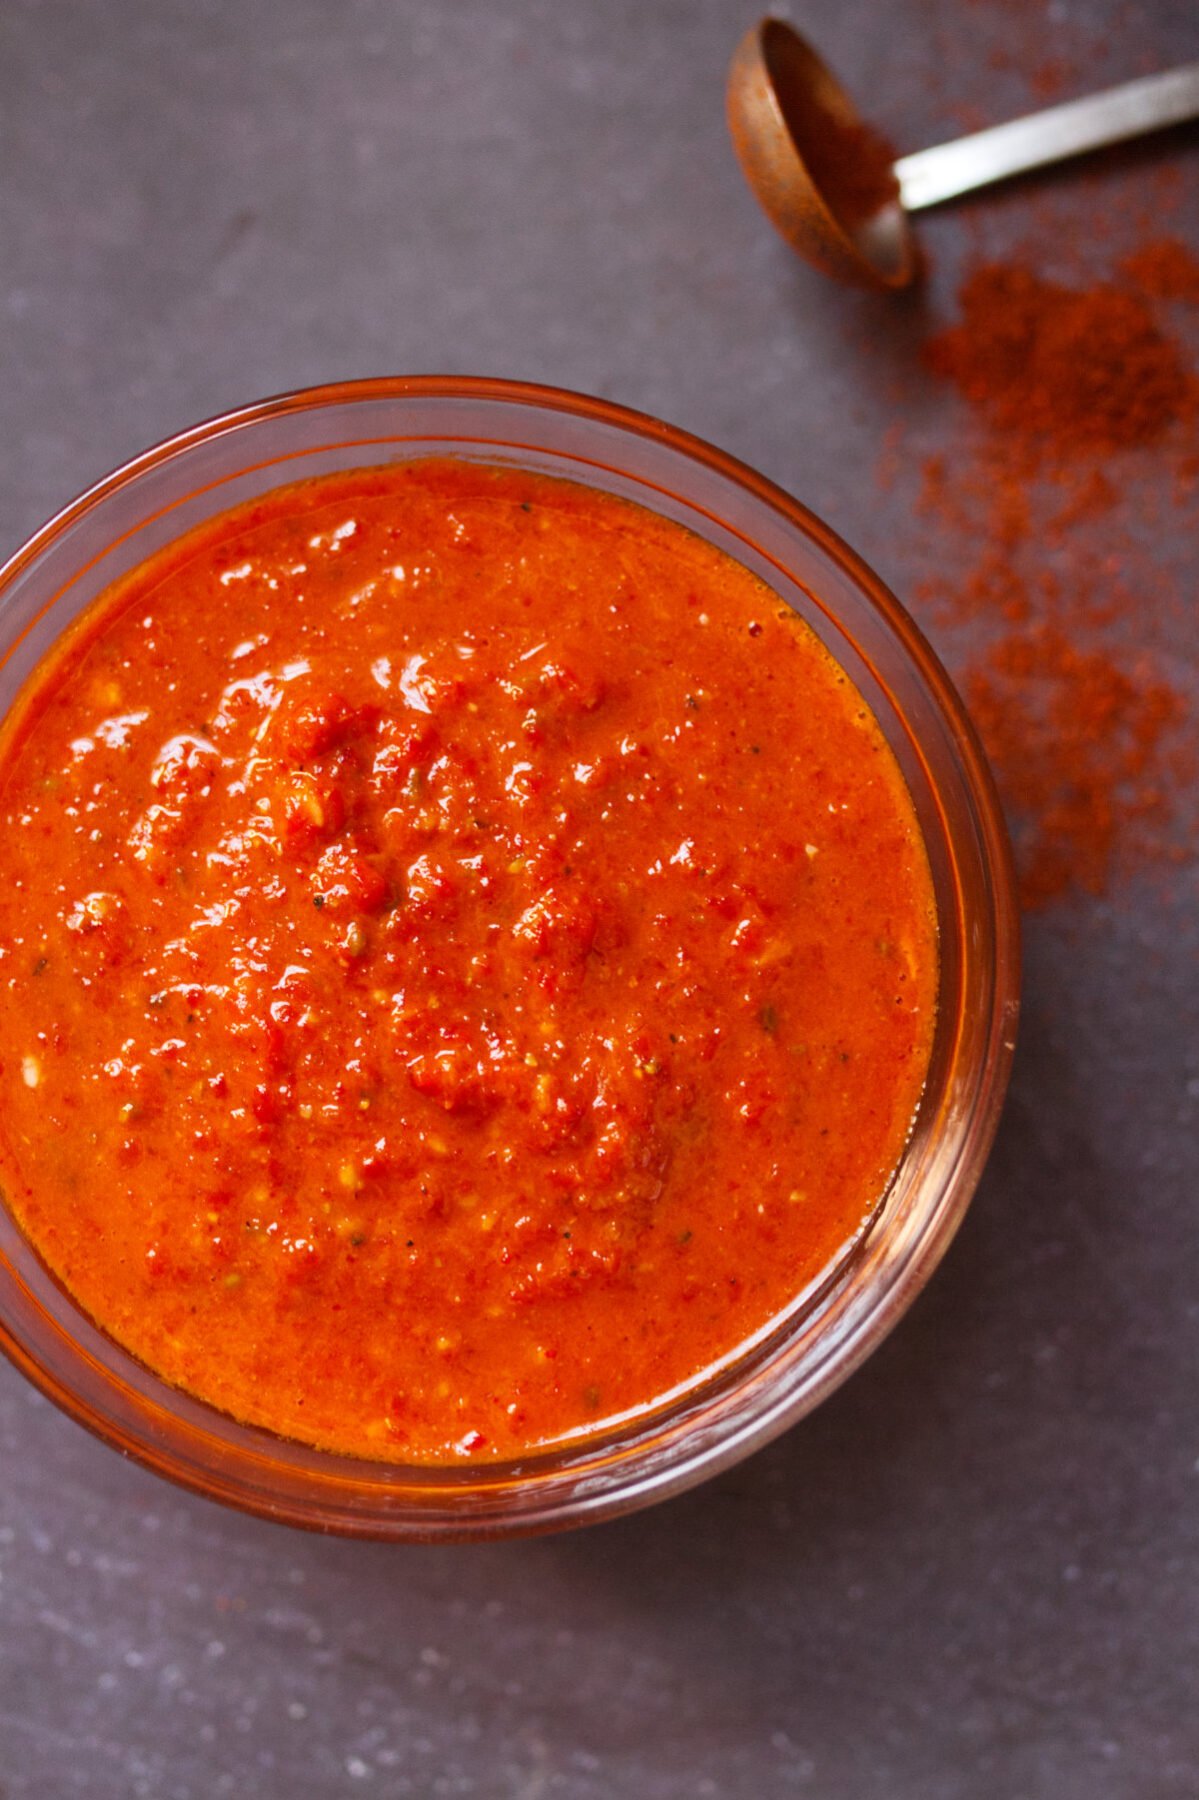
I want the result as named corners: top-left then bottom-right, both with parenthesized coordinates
top-left (0, 461), bottom-right (937, 1462)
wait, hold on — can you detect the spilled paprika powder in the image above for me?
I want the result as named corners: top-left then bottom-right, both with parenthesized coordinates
top-left (902, 247), bottom-right (1198, 906)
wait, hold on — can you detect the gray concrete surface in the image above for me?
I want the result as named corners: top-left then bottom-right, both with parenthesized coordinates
top-left (1, 2), bottom-right (1196, 1796)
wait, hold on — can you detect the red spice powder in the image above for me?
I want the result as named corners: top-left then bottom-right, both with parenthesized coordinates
top-left (964, 626), bottom-right (1187, 907)
top-left (910, 254), bottom-right (1198, 906)
top-left (1118, 238), bottom-right (1199, 305)
top-left (925, 263), bottom-right (1197, 454)
top-left (804, 114), bottom-right (900, 233)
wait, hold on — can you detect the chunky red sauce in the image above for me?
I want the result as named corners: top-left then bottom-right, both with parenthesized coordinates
top-left (0, 461), bottom-right (936, 1462)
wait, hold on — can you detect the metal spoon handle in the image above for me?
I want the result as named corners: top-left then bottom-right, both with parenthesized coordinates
top-left (895, 62), bottom-right (1199, 210)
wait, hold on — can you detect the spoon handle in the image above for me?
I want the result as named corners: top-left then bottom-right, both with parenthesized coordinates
top-left (895, 63), bottom-right (1199, 210)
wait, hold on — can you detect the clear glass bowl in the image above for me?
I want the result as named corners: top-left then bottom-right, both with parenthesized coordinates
top-left (0, 378), bottom-right (1019, 1538)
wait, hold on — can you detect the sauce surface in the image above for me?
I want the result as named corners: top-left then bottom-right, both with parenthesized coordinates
top-left (0, 461), bottom-right (937, 1462)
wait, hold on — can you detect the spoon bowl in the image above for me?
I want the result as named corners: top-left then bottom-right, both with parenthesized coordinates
top-left (726, 19), bottom-right (917, 290)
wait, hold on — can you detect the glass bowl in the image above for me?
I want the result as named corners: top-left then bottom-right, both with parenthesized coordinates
top-left (0, 377), bottom-right (1019, 1539)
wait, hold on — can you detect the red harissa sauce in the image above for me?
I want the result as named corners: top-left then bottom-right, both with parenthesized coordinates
top-left (0, 461), bottom-right (936, 1462)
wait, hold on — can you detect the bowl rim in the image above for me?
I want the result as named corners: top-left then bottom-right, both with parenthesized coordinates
top-left (0, 374), bottom-right (1020, 1537)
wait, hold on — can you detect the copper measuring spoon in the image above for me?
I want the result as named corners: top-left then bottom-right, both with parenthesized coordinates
top-left (727, 18), bottom-right (1199, 289)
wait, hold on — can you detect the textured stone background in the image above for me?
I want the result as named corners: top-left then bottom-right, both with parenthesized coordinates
top-left (1, 3), bottom-right (1196, 1796)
